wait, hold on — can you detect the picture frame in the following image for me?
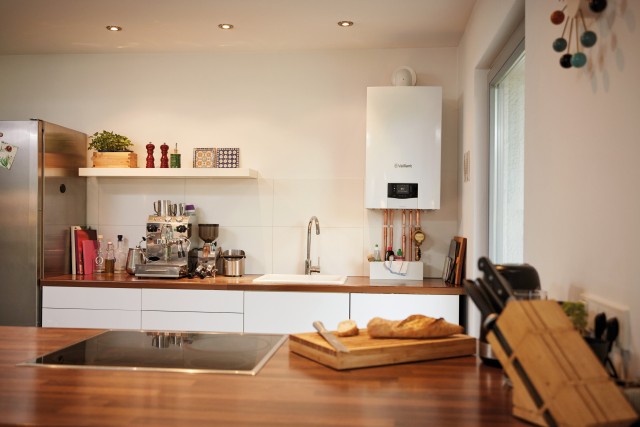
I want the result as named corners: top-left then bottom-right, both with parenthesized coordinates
top-left (193, 148), bottom-right (215, 168)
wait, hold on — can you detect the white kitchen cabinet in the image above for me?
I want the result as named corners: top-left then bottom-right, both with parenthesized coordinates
top-left (244, 291), bottom-right (349, 334)
top-left (141, 289), bottom-right (243, 332)
top-left (42, 308), bottom-right (141, 329)
top-left (141, 311), bottom-right (243, 332)
top-left (350, 294), bottom-right (460, 326)
top-left (42, 286), bottom-right (141, 329)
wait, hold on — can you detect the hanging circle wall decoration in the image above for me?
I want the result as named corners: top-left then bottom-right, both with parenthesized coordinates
top-left (550, 0), bottom-right (608, 69)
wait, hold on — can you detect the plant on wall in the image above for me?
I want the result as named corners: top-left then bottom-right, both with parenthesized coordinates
top-left (88, 130), bottom-right (133, 152)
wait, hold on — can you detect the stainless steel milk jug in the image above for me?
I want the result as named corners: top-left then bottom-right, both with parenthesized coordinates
top-left (126, 247), bottom-right (146, 275)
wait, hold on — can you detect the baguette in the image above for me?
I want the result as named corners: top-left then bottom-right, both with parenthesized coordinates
top-left (336, 319), bottom-right (359, 337)
top-left (367, 314), bottom-right (463, 339)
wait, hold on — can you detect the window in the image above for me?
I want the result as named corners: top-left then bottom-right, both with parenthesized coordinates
top-left (489, 26), bottom-right (525, 264)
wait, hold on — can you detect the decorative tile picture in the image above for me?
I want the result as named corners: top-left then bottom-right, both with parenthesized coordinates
top-left (0, 141), bottom-right (18, 170)
top-left (193, 148), bottom-right (215, 168)
top-left (216, 147), bottom-right (239, 168)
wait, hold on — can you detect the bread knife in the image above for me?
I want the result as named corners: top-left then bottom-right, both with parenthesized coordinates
top-left (312, 321), bottom-right (350, 353)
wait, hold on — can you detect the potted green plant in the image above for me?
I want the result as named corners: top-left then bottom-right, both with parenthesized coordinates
top-left (88, 130), bottom-right (137, 168)
top-left (88, 130), bottom-right (133, 152)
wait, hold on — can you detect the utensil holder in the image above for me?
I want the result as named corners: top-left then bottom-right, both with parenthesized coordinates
top-left (369, 261), bottom-right (423, 280)
top-left (487, 300), bottom-right (637, 426)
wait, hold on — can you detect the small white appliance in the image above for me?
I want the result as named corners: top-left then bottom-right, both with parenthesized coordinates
top-left (365, 86), bottom-right (442, 210)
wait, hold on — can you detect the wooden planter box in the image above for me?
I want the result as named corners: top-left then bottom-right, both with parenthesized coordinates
top-left (92, 152), bottom-right (137, 168)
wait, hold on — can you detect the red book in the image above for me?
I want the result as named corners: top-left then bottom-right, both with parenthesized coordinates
top-left (75, 228), bottom-right (97, 275)
top-left (82, 239), bottom-right (98, 275)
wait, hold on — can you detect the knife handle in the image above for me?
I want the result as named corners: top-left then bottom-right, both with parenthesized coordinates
top-left (312, 321), bottom-right (327, 333)
top-left (478, 257), bottom-right (514, 304)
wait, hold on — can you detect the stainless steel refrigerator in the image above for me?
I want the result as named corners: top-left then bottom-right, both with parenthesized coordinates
top-left (0, 120), bottom-right (86, 326)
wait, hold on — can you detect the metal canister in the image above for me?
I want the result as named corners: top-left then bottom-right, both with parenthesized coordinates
top-left (222, 249), bottom-right (245, 277)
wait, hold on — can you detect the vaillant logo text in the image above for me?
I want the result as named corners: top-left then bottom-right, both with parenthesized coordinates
top-left (394, 163), bottom-right (413, 168)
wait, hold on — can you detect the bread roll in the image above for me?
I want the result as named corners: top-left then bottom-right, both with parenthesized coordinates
top-left (336, 319), bottom-right (359, 337)
top-left (367, 314), bottom-right (463, 339)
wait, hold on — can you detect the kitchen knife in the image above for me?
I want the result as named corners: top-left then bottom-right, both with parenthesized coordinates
top-left (594, 312), bottom-right (607, 340)
top-left (478, 257), bottom-right (514, 307)
top-left (464, 279), bottom-right (500, 318)
top-left (605, 317), bottom-right (619, 353)
top-left (476, 277), bottom-right (505, 313)
top-left (605, 317), bottom-right (619, 378)
top-left (312, 321), bottom-right (350, 353)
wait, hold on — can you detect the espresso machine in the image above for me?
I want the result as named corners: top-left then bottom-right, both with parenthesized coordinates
top-left (134, 200), bottom-right (195, 278)
top-left (188, 224), bottom-right (222, 278)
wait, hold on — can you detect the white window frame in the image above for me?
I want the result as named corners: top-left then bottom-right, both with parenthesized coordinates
top-left (489, 22), bottom-right (525, 264)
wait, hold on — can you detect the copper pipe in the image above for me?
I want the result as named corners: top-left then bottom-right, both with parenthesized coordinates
top-left (414, 209), bottom-right (422, 261)
top-left (389, 209), bottom-right (394, 253)
top-left (401, 209), bottom-right (406, 259)
top-left (383, 209), bottom-right (388, 253)
top-left (408, 209), bottom-right (414, 261)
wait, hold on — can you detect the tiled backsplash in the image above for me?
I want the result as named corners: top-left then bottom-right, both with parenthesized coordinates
top-left (88, 176), bottom-right (454, 277)
top-left (88, 177), bottom-right (367, 276)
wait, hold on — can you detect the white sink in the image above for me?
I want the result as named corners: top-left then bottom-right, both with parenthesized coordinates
top-left (252, 274), bottom-right (347, 285)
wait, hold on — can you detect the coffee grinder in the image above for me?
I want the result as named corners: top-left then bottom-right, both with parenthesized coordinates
top-left (188, 224), bottom-right (222, 278)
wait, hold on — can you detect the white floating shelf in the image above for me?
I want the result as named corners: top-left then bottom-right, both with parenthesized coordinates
top-left (79, 168), bottom-right (258, 179)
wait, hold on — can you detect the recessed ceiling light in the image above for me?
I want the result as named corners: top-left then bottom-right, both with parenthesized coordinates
top-left (337, 21), bottom-right (354, 27)
top-left (106, 25), bottom-right (122, 32)
top-left (218, 23), bottom-right (234, 30)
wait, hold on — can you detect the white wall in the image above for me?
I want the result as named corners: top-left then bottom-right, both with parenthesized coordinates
top-left (457, 0), bottom-right (524, 344)
top-left (459, 0), bottom-right (640, 378)
top-left (525, 1), bottom-right (640, 377)
top-left (0, 48), bottom-right (459, 277)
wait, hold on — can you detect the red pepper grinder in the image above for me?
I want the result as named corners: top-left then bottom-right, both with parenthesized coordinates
top-left (160, 143), bottom-right (169, 168)
top-left (145, 143), bottom-right (155, 168)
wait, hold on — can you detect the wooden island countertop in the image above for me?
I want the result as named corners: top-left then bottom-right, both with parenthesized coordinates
top-left (0, 326), bottom-right (526, 426)
top-left (41, 274), bottom-right (465, 295)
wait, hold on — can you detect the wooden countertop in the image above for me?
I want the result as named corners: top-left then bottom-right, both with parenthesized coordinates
top-left (0, 326), bottom-right (524, 426)
top-left (41, 274), bottom-right (465, 295)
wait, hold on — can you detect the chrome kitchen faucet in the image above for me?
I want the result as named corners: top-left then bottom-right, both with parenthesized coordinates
top-left (305, 216), bottom-right (320, 275)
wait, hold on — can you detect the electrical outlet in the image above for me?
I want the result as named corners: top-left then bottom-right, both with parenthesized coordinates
top-left (580, 292), bottom-right (631, 351)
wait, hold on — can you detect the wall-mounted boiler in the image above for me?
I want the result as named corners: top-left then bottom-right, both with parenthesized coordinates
top-left (365, 86), bottom-right (442, 210)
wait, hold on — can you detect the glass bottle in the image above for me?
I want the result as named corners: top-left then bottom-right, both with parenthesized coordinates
top-left (385, 246), bottom-right (394, 261)
top-left (114, 235), bottom-right (127, 273)
top-left (373, 244), bottom-right (381, 262)
top-left (94, 235), bottom-right (105, 273)
top-left (105, 241), bottom-right (115, 274)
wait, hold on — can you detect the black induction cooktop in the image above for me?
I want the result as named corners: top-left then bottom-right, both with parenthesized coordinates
top-left (20, 330), bottom-right (287, 375)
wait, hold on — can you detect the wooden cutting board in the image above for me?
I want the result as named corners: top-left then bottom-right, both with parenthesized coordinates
top-left (289, 329), bottom-right (476, 370)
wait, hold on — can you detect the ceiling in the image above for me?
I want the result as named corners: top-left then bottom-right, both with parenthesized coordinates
top-left (0, 0), bottom-right (476, 54)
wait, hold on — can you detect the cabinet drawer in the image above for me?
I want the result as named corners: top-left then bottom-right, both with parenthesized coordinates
top-left (350, 294), bottom-right (460, 325)
top-left (42, 308), bottom-right (141, 329)
top-left (43, 286), bottom-right (141, 310)
top-left (141, 311), bottom-right (243, 333)
top-left (141, 289), bottom-right (243, 313)
top-left (244, 291), bottom-right (349, 334)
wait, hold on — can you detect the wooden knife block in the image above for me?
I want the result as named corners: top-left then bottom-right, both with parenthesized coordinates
top-left (487, 300), bottom-right (637, 427)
